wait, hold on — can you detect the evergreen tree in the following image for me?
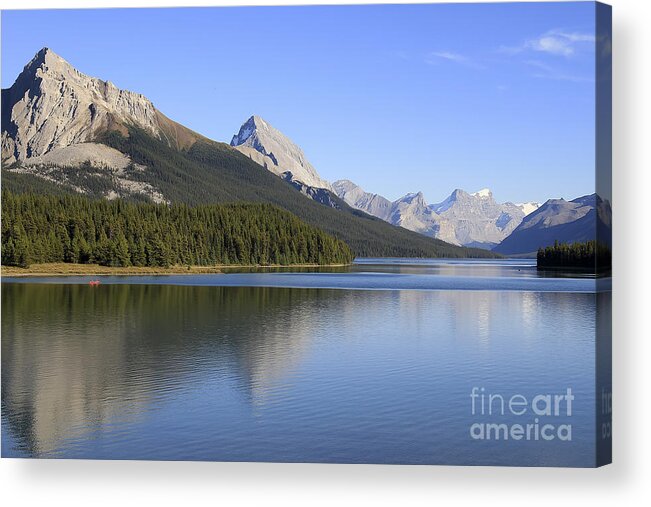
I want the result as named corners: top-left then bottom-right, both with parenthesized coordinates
top-left (537, 240), bottom-right (611, 274)
top-left (1, 190), bottom-right (354, 267)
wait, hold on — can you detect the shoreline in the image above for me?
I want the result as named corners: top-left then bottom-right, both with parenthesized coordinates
top-left (1, 262), bottom-right (351, 277)
top-left (536, 265), bottom-right (604, 275)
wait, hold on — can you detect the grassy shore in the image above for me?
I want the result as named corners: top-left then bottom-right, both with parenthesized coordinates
top-left (1, 262), bottom-right (349, 277)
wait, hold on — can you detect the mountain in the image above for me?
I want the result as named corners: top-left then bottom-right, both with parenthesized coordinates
top-left (231, 115), bottom-right (332, 190)
top-left (430, 188), bottom-right (526, 248)
top-left (1, 47), bottom-right (206, 203)
top-left (2, 47), bottom-right (202, 166)
top-left (517, 201), bottom-right (540, 216)
top-left (332, 180), bottom-right (393, 221)
top-left (389, 192), bottom-right (449, 239)
top-left (2, 48), bottom-right (498, 259)
top-left (492, 194), bottom-right (611, 255)
top-left (333, 180), bottom-right (531, 249)
top-left (280, 172), bottom-right (342, 208)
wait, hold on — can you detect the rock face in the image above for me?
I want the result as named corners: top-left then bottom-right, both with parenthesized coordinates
top-left (2, 47), bottom-right (555, 250)
top-left (430, 188), bottom-right (526, 248)
top-left (282, 173), bottom-right (342, 209)
top-left (21, 142), bottom-right (133, 170)
top-left (1, 48), bottom-right (162, 164)
top-left (1, 47), bottom-right (210, 202)
top-left (389, 192), bottom-right (448, 239)
top-left (332, 180), bottom-right (394, 221)
top-left (231, 115), bottom-right (332, 190)
top-left (333, 180), bottom-right (529, 248)
top-left (231, 119), bottom-right (539, 248)
top-left (2, 47), bottom-right (204, 167)
top-left (493, 194), bottom-right (612, 255)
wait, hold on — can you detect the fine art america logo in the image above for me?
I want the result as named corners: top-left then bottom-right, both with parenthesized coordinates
top-left (469, 387), bottom-right (574, 442)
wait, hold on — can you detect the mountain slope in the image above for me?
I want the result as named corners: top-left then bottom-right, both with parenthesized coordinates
top-left (332, 179), bottom-right (394, 221)
top-left (2, 190), bottom-right (354, 267)
top-left (493, 194), bottom-right (611, 255)
top-left (389, 192), bottom-right (448, 239)
top-left (333, 180), bottom-right (532, 248)
top-left (3, 127), bottom-right (498, 258)
top-left (2, 48), bottom-right (504, 258)
top-left (104, 128), bottom-right (501, 257)
top-left (430, 188), bottom-right (526, 248)
top-left (231, 115), bottom-right (332, 190)
top-left (1, 47), bottom-right (204, 166)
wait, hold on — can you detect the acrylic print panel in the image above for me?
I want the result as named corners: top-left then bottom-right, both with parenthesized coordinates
top-left (0, 2), bottom-right (612, 467)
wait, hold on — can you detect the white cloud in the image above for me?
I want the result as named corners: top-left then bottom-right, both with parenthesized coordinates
top-left (428, 51), bottom-right (468, 63)
top-left (426, 51), bottom-right (484, 69)
top-left (527, 36), bottom-right (575, 56)
top-left (502, 29), bottom-right (596, 58)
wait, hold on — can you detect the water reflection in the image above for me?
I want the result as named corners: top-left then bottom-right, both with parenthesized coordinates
top-left (2, 281), bottom-right (599, 465)
top-left (2, 285), bottom-right (326, 454)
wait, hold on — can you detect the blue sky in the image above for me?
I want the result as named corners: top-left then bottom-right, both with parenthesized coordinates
top-left (1, 3), bottom-right (596, 204)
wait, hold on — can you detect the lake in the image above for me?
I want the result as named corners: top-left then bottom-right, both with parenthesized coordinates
top-left (1, 258), bottom-right (608, 466)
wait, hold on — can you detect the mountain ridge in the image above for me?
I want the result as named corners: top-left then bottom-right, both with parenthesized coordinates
top-left (230, 115), bottom-right (332, 190)
top-left (6, 47), bottom-right (602, 259)
top-left (492, 194), bottom-right (611, 255)
top-left (1, 47), bottom-right (205, 167)
top-left (333, 179), bottom-right (540, 249)
top-left (1, 47), bottom-right (499, 259)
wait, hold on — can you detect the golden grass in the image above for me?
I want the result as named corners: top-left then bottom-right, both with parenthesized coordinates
top-left (1, 262), bottom-right (349, 277)
top-left (1, 263), bottom-right (223, 277)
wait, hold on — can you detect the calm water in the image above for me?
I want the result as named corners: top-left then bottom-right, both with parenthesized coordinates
top-left (1, 259), bottom-right (607, 466)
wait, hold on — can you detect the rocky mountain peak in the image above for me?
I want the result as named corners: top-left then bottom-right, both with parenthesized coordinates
top-left (230, 115), bottom-right (332, 190)
top-left (400, 191), bottom-right (426, 206)
top-left (332, 179), bottom-right (364, 200)
top-left (332, 179), bottom-right (356, 191)
top-left (471, 188), bottom-right (492, 198)
top-left (332, 180), bottom-right (393, 221)
top-left (334, 182), bottom-right (532, 249)
top-left (20, 47), bottom-right (61, 76)
top-left (2, 47), bottom-right (162, 164)
top-left (450, 188), bottom-right (471, 200)
top-left (230, 115), bottom-right (263, 146)
top-left (493, 192), bottom-right (610, 255)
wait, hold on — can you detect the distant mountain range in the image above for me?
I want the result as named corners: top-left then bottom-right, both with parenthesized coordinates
top-left (333, 181), bottom-right (539, 249)
top-left (2, 48), bottom-right (609, 258)
top-left (223, 114), bottom-right (612, 255)
top-left (493, 194), bottom-right (612, 255)
top-left (229, 113), bottom-right (609, 255)
top-left (1, 48), bottom-right (497, 259)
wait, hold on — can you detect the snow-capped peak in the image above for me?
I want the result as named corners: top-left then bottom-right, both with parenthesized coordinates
top-left (516, 202), bottom-right (540, 216)
top-left (471, 188), bottom-right (492, 198)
